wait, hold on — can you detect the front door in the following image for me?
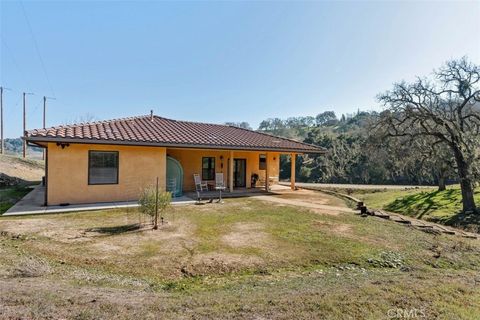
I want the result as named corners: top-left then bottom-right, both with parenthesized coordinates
top-left (233, 159), bottom-right (246, 188)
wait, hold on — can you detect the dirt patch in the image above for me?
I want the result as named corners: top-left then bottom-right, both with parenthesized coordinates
top-left (182, 252), bottom-right (264, 277)
top-left (313, 220), bottom-right (352, 236)
top-left (253, 193), bottom-right (354, 216)
top-left (1, 218), bottom-right (57, 235)
top-left (276, 189), bottom-right (348, 207)
top-left (222, 222), bottom-right (269, 248)
top-left (9, 256), bottom-right (52, 278)
top-left (1, 218), bottom-right (96, 243)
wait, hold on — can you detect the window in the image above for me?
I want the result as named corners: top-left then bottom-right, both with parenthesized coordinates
top-left (259, 154), bottom-right (267, 170)
top-left (202, 157), bottom-right (215, 180)
top-left (88, 151), bottom-right (119, 185)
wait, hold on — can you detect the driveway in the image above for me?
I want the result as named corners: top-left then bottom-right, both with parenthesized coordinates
top-left (281, 182), bottom-right (436, 190)
top-left (253, 188), bottom-right (355, 215)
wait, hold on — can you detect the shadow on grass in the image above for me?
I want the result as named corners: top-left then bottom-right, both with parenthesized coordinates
top-left (385, 191), bottom-right (442, 218)
top-left (384, 188), bottom-right (480, 233)
top-left (385, 189), bottom-right (463, 216)
top-left (86, 223), bottom-right (142, 235)
top-left (441, 210), bottom-right (480, 233)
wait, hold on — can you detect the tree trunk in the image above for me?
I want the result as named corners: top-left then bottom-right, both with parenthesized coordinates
top-left (453, 148), bottom-right (477, 213)
top-left (438, 175), bottom-right (446, 191)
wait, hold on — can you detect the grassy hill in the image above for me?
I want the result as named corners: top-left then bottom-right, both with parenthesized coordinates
top-left (0, 154), bottom-right (45, 183)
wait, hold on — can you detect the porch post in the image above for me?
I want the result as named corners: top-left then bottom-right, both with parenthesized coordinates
top-left (290, 153), bottom-right (296, 190)
top-left (229, 150), bottom-right (234, 192)
top-left (265, 152), bottom-right (269, 191)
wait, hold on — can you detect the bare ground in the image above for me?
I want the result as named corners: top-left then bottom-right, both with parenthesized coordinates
top-left (222, 222), bottom-right (270, 248)
top-left (254, 188), bottom-right (355, 215)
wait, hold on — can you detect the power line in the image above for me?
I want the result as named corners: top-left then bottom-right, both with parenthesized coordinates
top-left (0, 37), bottom-right (32, 89)
top-left (19, 1), bottom-right (56, 98)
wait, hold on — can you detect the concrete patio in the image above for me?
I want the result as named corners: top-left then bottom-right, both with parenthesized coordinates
top-left (3, 185), bottom-right (196, 216)
top-left (3, 184), bottom-right (289, 216)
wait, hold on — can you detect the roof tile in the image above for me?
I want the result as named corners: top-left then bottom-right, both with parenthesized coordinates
top-left (26, 115), bottom-right (324, 153)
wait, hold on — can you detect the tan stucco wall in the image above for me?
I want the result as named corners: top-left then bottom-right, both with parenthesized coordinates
top-left (46, 143), bottom-right (166, 205)
top-left (167, 148), bottom-right (279, 191)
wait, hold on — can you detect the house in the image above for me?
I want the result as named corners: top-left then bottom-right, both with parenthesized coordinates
top-left (25, 113), bottom-right (324, 205)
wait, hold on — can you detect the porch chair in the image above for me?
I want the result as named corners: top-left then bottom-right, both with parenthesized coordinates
top-left (193, 173), bottom-right (209, 203)
top-left (215, 173), bottom-right (226, 203)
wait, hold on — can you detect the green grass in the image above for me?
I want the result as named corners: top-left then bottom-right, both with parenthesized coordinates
top-left (0, 185), bottom-right (34, 214)
top-left (1, 198), bottom-right (480, 318)
top-left (349, 186), bottom-right (480, 232)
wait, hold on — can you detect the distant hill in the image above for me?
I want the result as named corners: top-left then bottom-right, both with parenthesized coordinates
top-left (3, 138), bottom-right (43, 159)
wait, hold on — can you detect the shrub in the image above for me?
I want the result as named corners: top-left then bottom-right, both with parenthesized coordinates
top-left (139, 186), bottom-right (172, 226)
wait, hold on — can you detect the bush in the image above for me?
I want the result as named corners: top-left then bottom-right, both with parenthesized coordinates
top-left (139, 186), bottom-right (172, 225)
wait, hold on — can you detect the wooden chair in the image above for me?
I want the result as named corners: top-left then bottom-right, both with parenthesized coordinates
top-left (193, 174), bottom-right (209, 202)
top-left (215, 173), bottom-right (226, 203)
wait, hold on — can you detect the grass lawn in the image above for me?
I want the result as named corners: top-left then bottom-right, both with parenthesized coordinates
top-left (347, 186), bottom-right (480, 232)
top-left (1, 192), bottom-right (480, 319)
top-left (0, 185), bottom-right (35, 214)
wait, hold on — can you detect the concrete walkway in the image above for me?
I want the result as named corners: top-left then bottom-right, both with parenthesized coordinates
top-left (3, 185), bottom-right (196, 216)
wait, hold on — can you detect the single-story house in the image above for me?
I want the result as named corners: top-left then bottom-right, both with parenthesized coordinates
top-left (25, 113), bottom-right (325, 206)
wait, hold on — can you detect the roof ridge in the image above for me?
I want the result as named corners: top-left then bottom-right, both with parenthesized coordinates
top-left (153, 115), bottom-right (232, 128)
top-left (27, 114), bottom-right (151, 133)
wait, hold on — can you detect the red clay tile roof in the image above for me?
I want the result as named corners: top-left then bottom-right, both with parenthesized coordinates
top-left (26, 115), bottom-right (325, 153)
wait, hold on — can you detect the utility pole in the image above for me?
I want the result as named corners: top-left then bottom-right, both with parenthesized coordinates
top-left (0, 87), bottom-right (12, 155)
top-left (22, 92), bottom-right (33, 158)
top-left (42, 96), bottom-right (55, 160)
top-left (42, 96), bottom-right (46, 160)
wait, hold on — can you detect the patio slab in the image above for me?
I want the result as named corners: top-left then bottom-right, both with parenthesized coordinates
top-left (3, 185), bottom-right (196, 216)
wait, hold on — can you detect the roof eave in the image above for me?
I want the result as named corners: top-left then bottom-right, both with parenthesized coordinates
top-left (25, 136), bottom-right (326, 154)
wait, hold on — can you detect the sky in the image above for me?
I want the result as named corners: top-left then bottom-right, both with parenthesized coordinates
top-left (1, 1), bottom-right (479, 138)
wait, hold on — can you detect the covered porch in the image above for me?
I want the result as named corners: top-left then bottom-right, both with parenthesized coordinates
top-left (165, 148), bottom-right (299, 195)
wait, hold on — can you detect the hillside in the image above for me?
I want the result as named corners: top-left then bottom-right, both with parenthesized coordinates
top-left (0, 154), bottom-right (44, 214)
top-left (2, 138), bottom-right (44, 159)
top-left (0, 154), bottom-right (45, 183)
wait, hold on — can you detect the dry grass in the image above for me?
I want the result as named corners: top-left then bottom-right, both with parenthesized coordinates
top-left (1, 190), bottom-right (480, 319)
top-left (0, 154), bottom-right (44, 182)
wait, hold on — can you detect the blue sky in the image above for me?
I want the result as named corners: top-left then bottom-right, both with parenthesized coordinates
top-left (1, 1), bottom-right (479, 138)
